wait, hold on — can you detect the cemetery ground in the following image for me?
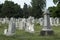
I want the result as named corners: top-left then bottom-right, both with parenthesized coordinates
top-left (0, 23), bottom-right (60, 40)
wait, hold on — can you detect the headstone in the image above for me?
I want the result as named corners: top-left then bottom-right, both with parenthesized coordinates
top-left (56, 18), bottom-right (60, 26)
top-left (50, 17), bottom-right (54, 26)
top-left (54, 18), bottom-right (57, 26)
top-left (18, 18), bottom-right (26, 30)
top-left (4, 17), bottom-right (16, 36)
top-left (39, 18), bottom-right (44, 26)
top-left (35, 19), bottom-right (39, 24)
top-left (0, 18), bottom-right (3, 23)
top-left (2, 17), bottom-right (9, 24)
top-left (18, 18), bottom-right (24, 30)
top-left (15, 19), bottom-right (19, 28)
top-left (40, 9), bottom-right (54, 35)
top-left (22, 18), bottom-right (26, 30)
top-left (25, 16), bottom-right (35, 33)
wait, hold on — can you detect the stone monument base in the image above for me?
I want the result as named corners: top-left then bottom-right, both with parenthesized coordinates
top-left (4, 29), bottom-right (15, 36)
top-left (40, 29), bottom-right (54, 36)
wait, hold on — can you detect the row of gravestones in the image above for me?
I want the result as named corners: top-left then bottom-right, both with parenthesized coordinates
top-left (36, 17), bottom-right (60, 26)
top-left (0, 17), bottom-right (60, 36)
top-left (0, 9), bottom-right (59, 36)
top-left (0, 17), bottom-right (60, 27)
top-left (4, 16), bottom-right (35, 36)
top-left (3, 17), bottom-right (60, 36)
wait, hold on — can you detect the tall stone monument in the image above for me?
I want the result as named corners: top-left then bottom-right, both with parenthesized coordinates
top-left (4, 18), bottom-right (16, 36)
top-left (40, 9), bottom-right (54, 35)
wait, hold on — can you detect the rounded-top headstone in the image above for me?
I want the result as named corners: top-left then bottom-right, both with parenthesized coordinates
top-left (10, 18), bottom-right (13, 20)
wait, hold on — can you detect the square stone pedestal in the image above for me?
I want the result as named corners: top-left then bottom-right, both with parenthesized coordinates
top-left (40, 30), bottom-right (54, 36)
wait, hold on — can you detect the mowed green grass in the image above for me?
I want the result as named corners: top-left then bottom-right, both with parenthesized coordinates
top-left (0, 23), bottom-right (60, 40)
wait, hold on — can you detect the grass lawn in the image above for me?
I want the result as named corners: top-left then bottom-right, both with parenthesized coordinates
top-left (0, 23), bottom-right (60, 40)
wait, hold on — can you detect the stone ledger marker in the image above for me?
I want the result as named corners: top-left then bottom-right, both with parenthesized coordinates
top-left (40, 9), bottom-right (54, 35)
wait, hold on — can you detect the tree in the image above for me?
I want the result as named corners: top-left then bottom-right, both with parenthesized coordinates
top-left (53, 0), bottom-right (60, 4)
top-left (1, 1), bottom-right (22, 18)
top-left (31, 0), bottom-right (46, 18)
top-left (48, 0), bottom-right (60, 18)
top-left (52, 0), bottom-right (60, 18)
top-left (55, 2), bottom-right (60, 17)
top-left (1, 1), bottom-right (15, 17)
top-left (0, 4), bottom-right (3, 17)
top-left (13, 3), bottom-right (23, 18)
top-left (28, 5), bottom-right (32, 16)
top-left (48, 6), bottom-right (57, 18)
top-left (48, 2), bottom-right (60, 18)
top-left (23, 3), bottom-right (29, 18)
top-left (0, 4), bottom-right (3, 13)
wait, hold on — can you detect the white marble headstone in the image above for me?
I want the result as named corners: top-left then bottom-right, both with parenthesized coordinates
top-left (25, 16), bottom-right (35, 33)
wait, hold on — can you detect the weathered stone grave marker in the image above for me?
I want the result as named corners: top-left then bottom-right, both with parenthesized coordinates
top-left (40, 9), bottom-right (54, 35)
top-left (25, 16), bottom-right (35, 33)
top-left (4, 18), bottom-right (16, 36)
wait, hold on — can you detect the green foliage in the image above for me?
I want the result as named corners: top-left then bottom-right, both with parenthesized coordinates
top-left (48, 6), bottom-right (56, 17)
top-left (0, 4), bottom-right (3, 17)
top-left (1, 1), bottom-right (15, 17)
top-left (23, 3), bottom-right (29, 18)
top-left (13, 3), bottom-right (23, 18)
top-left (0, 4), bottom-right (3, 13)
top-left (0, 23), bottom-right (60, 40)
top-left (48, 2), bottom-right (60, 18)
top-left (31, 0), bottom-right (46, 18)
top-left (28, 6), bottom-right (32, 16)
top-left (53, 0), bottom-right (58, 4)
top-left (0, 0), bottom-right (46, 18)
top-left (1, 1), bottom-right (23, 18)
